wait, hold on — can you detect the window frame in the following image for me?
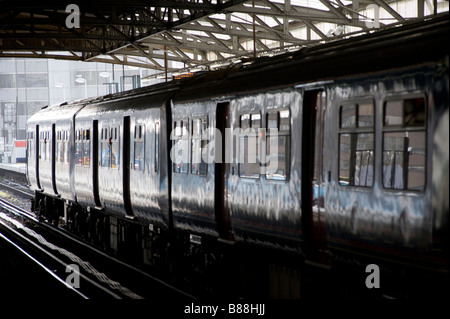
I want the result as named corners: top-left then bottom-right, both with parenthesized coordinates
top-left (382, 94), bottom-right (427, 192)
top-left (75, 130), bottom-right (83, 166)
top-left (154, 122), bottom-right (159, 174)
top-left (265, 108), bottom-right (291, 182)
top-left (172, 118), bottom-right (190, 174)
top-left (133, 123), bottom-right (145, 172)
top-left (238, 112), bottom-right (262, 179)
top-left (191, 116), bottom-right (208, 176)
top-left (338, 99), bottom-right (375, 188)
top-left (100, 126), bottom-right (111, 168)
top-left (110, 125), bottom-right (120, 169)
top-left (83, 129), bottom-right (90, 167)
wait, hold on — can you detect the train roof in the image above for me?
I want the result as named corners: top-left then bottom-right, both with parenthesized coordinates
top-left (174, 12), bottom-right (449, 102)
top-left (30, 13), bottom-right (448, 116)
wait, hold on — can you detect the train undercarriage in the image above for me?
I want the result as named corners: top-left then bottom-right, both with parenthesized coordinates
top-left (33, 191), bottom-right (337, 299)
top-left (33, 189), bottom-right (450, 300)
top-left (32, 190), bottom-right (423, 300)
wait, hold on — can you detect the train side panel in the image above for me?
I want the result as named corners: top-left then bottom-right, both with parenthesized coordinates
top-left (26, 123), bottom-right (39, 191)
top-left (171, 100), bottom-right (218, 237)
top-left (54, 105), bottom-right (84, 202)
top-left (96, 108), bottom-right (128, 217)
top-left (324, 65), bottom-right (449, 272)
top-left (73, 93), bottom-right (173, 227)
top-left (128, 104), bottom-right (170, 227)
top-left (73, 108), bottom-right (99, 209)
top-left (37, 121), bottom-right (56, 196)
top-left (227, 89), bottom-right (303, 251)
top-left (27, 103), bottom-right (83, 198)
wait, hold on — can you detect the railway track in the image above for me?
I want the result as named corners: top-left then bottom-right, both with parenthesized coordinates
top-left (0, 180), bottom-right (34, 199)
top-left (0, 195), bottom-right (196, 301)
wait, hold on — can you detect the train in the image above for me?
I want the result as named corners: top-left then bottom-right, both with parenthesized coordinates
top-left (27, 14), bottom-right (449, 299)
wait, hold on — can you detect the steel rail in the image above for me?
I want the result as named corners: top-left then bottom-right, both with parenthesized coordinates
top-left (0, 232), bottom-right (89, 299)
top-left (0, 201), bottom-right (126, 299)
top-left (0, 181), bottom-right (34, 199)
top-left (0, 197), bottom-right (197, 300)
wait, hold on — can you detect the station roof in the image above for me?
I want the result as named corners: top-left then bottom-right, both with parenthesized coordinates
top-left (0, 0), bottom-right (448, 76)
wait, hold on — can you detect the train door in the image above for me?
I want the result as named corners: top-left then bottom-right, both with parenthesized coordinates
top-left (51, 123), bottom-right (58, 195)
top-left (123, 115), bottom-right (133, 218)
top-left (35, 125), bottom-right (42, 190)
top-left (301, 89), bottom-right (329, 262)
top-left (215, 102), bottom-right (233, 241)
top-left (92, 119), bottom-right (101, 207)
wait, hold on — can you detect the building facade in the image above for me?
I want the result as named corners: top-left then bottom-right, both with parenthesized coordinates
top-left (0, 58), bottom-right (157, 163)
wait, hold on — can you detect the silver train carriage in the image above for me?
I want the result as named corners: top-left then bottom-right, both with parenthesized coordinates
top-left (27, 14), bottom-right (449, 296)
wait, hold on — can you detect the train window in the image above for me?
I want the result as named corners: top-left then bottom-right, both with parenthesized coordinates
top-left (266, 109), bottom-right (290, 181)
top-left (110, 126), bottom-right (120, 169)
top-left (75, 130), bottom-right (83, 166)
top-left (101, 126), bottom-right (110, 168)
top-left (240, 114), bottom-right (250, 130)
top-left (83, 130), bottom-right (90, 166)
top-left (339, 101), bottom-right (375, 187)
top-left (173, 119), bottom-right (189, 174)
top-left (46, 131), bottom-right (50, 162)
top-left (340, 104), bottom-right (356, 128)
top-left (39, 132), bottom-right (42, 159)
top-left (154, 122), bottom-right (159, 174)
top-left (55, 131), bottom-right (59, 162)
top-left (382, 97), bottom-right (426, 191)
top-left (56, 131), bottom-right (62, 163)
top-left (134, 124), bottom-right (145, 171)
top-left (191, 117), bottom-right (208, 176)
top-left (239, 113), bottom-right (261, 179)
top-left (40, 131), bottom-right (50, 162)
top-left (64, 130), bottom-right (69, 164)
top-left (27, 130), bottom-right (34, 159)
top-left (44, 132), bottom-right (46, 161)
top-left (251, 113), bottom-right (261, 129)
top-left (59, 131), bottom-right (65, 164)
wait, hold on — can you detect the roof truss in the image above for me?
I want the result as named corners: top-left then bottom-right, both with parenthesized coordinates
top-left (0, 0), bottom-right (446, 74)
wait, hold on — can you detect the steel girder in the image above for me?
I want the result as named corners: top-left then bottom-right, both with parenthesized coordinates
top-left (0, 0), bottom-right (445, 71)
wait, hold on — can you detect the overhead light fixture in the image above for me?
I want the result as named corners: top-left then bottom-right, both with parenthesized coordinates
top-left (99, 71), bottom-right (110, 78)
top-left (327, 26), bottom-right (344, 37)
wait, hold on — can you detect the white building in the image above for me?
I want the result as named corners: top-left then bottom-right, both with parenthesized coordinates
top-left (0, 58), bottom-right (158, 162)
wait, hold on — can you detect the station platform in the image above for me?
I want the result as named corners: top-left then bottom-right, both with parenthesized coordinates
top-left (0, 163), bottom-right (27, 175)
top-left (0, 163), bottom-right (27, 184)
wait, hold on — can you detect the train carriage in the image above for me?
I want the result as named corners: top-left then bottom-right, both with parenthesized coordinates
top-left (73, 89), bottom-right (175, 228)
top-left (223, 89), bottom-right (304, 251)
top-left (324, 64), bottom-right (449, 273)
top-left (26, 14), bottom-right (449, 298)
top-left (27, 101), bottom-right (85, 200)
top-left (170, 100), bottom-right (219, 237)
